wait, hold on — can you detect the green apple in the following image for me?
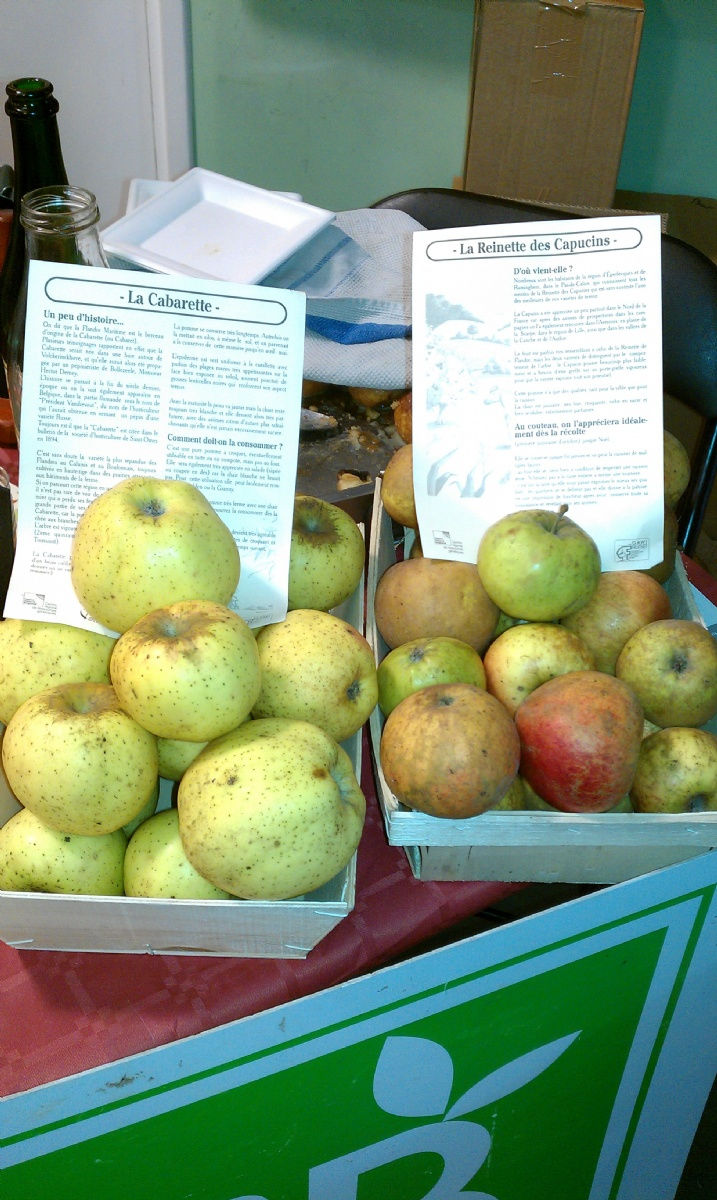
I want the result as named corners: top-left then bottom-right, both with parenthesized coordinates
top-left (561, 569), bottom-right (672, 674)
top-left (110, 599), bottom-right (261, 741)
top-left (288, 494), bottom-right (365, 611)
top-left (615, 618), bottom-right (717, 727)
top-left (253, 608), bottom-right (378, 743)
top-left (663, 429), bottom-right (691, 508)
top-left (124, 809), bottom-right (233, 899)
top-left (122, 779), bottom-right (160, 837)
top-left (490, 774), bottom-right (527, 811)
top-left (0, 617), bottom-right (115, 725)
top-left (70, 476), bottom-right (240, 633)
top-left (2, 682), bottom-right (158, 835)
top-left (477, 506), bottom-right (601, 621)
top-left (631, 726), bottom-right (717, 813)
top-left (157, 736), bottom-right (208, 781)
top-left (177, 717), bottom-right (366, 899)
top-left (377, 635), bottom-right (486, 717)
top-left (483, 622), bottom-right (595, 718)
top-left (0, 807), bottom-right (126, 894)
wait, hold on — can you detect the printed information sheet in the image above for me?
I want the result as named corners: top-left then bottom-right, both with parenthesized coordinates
top-left (411, 214), bottom-right (664, 570)
top-left (4, 261), bottom-right (306, 633)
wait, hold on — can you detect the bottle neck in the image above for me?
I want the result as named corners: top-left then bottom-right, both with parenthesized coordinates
top-left (5, 78), bottom-right (68, 209)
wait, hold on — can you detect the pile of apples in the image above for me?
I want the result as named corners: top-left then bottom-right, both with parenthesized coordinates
top-left (373, 434), bottom-right (717, 819)
top-left (0, 479), bottom-right (377, 900)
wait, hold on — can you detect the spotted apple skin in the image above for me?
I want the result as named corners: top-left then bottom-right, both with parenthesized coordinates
top-left (516, 670), bottom-right (644, 812)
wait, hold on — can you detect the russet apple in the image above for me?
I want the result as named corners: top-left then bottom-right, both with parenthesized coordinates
top-left (379, 682), bottom-right (520, 818)
top-left (0, 807), bottom-right (126, 894)
top-left (71, 476), bottom-right (240, 633)
top-left (477, 506), bottom-right (601, 621)
top-left (615, 618), bottom-right (717, 727)
top-left (560, 570), bottom-right (672, 675)
top-left (515, 670), bottom-right (644, 812)
top-left (124, 809), bottom-right (233, 899)
top-left (110, 599), bottom-right (261, 741)
top-left (630, 726), bottom-right (717, 813)
top-left (374, 557), bottom-right (499, 652)
top-left (0, 617), bottom-right (115, 725)
top-left (483, 622), bottom-right (595, 718)
top-left (252, 608), bottom-right (377, 743)
top-left (391, 390), bottom-right (412, 443)
top-left (377, 635), bottom-right (486, 717)
top-left (2, 681), bottom-right (158, 835)
top-left (177, 717), bottom-right (366, 899)
top-left (380, 445), bottom-right (417, 529)
top-left (288, 494), bottom-right (365, 612)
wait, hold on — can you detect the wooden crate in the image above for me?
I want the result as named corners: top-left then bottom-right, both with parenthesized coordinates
top-left (367, 481), bottom-right (717, 884)
top-left (0, 579), bottom-right (364, 958)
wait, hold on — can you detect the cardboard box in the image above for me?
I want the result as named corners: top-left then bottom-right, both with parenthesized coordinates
top-left (367, 482), bottom-right (717, 884)
top-left (0, 579), bottom-right (365, 958)
top-left (463, 0), bottom-right (644, 210)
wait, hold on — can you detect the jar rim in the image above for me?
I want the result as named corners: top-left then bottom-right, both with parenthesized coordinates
top-left (20, 185), bottom-right (100, 234)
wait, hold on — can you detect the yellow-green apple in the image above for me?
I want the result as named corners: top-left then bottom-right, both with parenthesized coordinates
top-left (483, 622), bottom-right (595, 718)
top-left (177, 717), bottom-right (366, 899)
top-left (377, 635), bottom-right (486, 717)
top-left (477, 506), bottom-right (601, 621)
top-left (631, 726), bottom-right (717, 813)
top-left (560, 570), bottom-right (672, 675)
top-left (379, 682), bottom-right (520, 818)
top-left (515, 670), bottom-right (643, 812)
top-left (0, 618), bottom-right (115, 725)
top-left (0, 808), bottom-right (126, 894)
top-left (124, 809), bottom-right (233, 899)
top-left (615, 618), bottom-right (717, 727)
top-left (252, 608), bottom-right (377, 743)
top-left (288, 494), bottom-right (365, 612)
top-left (122, 779), bottom-right (159, 837)
top-left (489, 774), bottom-right (527, 810)
top-left (157, 736), bottom-right (208, 781)
top-left (663, 429), bottom-right (691, 508)
top-left (110, 599), bottom-right (261, 741)
top-left (380, 444), bottom-right (417, 529)
top-left (2, 682), bottom-right (158, 835)
top-left (70, 476), bottom-right (240, 633)
top-left (374, 557), bottom-right (498, 652)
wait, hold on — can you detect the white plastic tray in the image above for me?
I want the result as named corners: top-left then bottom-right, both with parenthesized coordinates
top-left (367, 479), bottom-right (717, 884)
top-left (102, 167), bottom-right (333, 282)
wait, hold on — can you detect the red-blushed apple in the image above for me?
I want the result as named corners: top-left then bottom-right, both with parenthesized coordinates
top-left (373, 557), bottom-right (499, 652)
top-left (379, 682), bottom-right (520, 818)
top-left (252, 608), bottom-right (378, 743)
top-left (70, 477), bottom-right (240, 633)
top-left (560, 570), bottom-right (672, 674)
top-left (288, 494), bottom-right (365, 612)
top-left (483, 622), bottom-right (595, 718)
top-left (615, 618), bottom-right (717, 728)
top-left (515, 670), bottom-right (644, 812)
top-left (521, 776), bottom-right (633, 812)
top-left (630, 726), bottom-right (717, 813)
top-left (110, 599), bottom-right (261, 742)
top-left (377, 635), bottom-right (486, 716)
top-left (477, 506), bottom-right (601, 621)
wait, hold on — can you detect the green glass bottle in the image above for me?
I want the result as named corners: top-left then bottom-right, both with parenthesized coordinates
top-left (0, 78), bottom-right (69, 401)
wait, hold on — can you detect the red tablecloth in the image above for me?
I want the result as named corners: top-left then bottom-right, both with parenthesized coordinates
top-left (0, 738), bottom-right (521, 1096)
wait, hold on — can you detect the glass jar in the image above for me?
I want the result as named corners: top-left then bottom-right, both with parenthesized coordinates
top-left (5, 184), bottom-right (109, 439)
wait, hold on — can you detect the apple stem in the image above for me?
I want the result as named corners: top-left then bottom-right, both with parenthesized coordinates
top-left (550, 504), bottom-right (569, 533)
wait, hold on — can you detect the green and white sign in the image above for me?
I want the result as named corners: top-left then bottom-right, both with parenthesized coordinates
top-left (3, 850), bottom-right (717, 1200)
